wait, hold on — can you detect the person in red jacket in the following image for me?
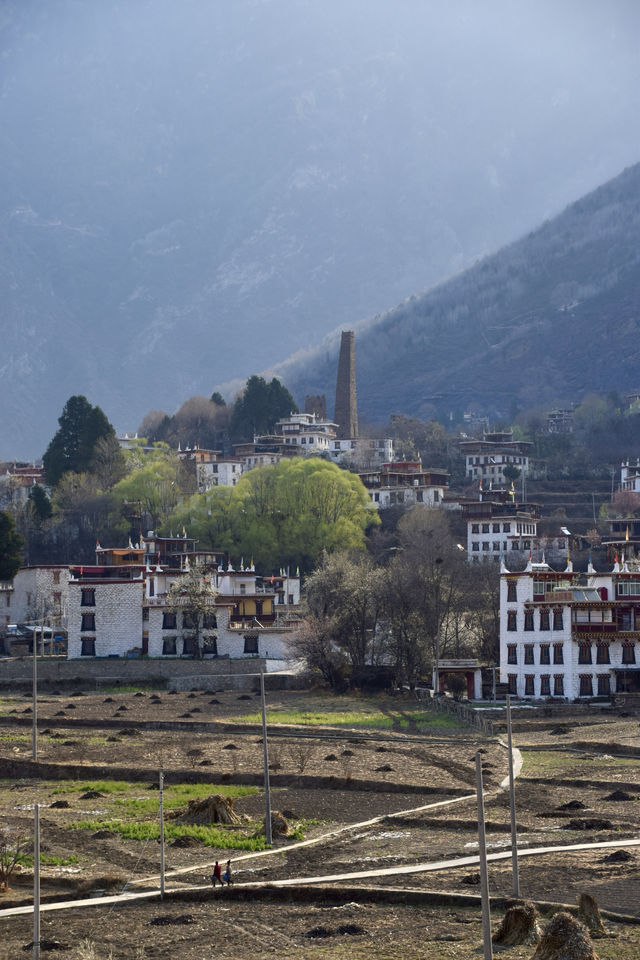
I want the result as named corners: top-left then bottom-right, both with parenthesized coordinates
top-left (211, 860), bottom-right (222, 886)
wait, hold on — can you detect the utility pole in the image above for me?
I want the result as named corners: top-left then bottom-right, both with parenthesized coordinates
top-left (260, 669), bottom-right (272, 844)
top-left (159, 770), bottom-right (165, 899)
top-left (506, 695), bottom-right (520, 897)
top-left (32, 620), bottom-right (42, 762)
top-left (33, 803), bottom-right (40, 960)
top-left (475, 752), bottom-right (493, 960)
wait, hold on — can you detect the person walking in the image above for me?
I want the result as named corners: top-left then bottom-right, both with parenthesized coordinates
top-left (211, 860), bottom-right (222, 886)
top-left (222, 860), bottom-right (233, 885)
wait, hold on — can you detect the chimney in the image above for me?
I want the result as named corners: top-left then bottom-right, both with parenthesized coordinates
top-left (334, 331), bottom-right (358, 439)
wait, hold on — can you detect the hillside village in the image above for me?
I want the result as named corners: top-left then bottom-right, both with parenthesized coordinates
top-left (4, 332), bottom-right (640, 708)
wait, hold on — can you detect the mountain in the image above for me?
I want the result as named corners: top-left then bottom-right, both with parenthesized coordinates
top-left (2, 1), bottom-right (640, 457)
top-left (276, 161), bottom-right (640, 423)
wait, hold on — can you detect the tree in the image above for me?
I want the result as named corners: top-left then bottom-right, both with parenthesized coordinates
top-left (113, 445), bottom-right (185, 531)
top-left (304, 552), bottom-right (385, 673)
top-left (43, 395), bottom-right (115, 486)
top-left (0, 511), bottom-right (24, 579)
top-left (210, 392), bottom-right (226, 407)
top-left (502, 464), bottom-right (521, 484)
top-left (166, 564), bottom-right (218, 659)
top-left (229, 375), bottom-right (298, 441)
top-left (0, 829), bottom-right (27, 891)
top-left (90, 435), bottom-right (127, 490)
top-left (27, 485), bottom-right (52, 523)
top-left (168, 457), bottom-right (378, 573)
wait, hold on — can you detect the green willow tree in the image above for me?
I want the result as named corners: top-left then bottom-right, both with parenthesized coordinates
top-left (168, 457), bottom-right (378, 573)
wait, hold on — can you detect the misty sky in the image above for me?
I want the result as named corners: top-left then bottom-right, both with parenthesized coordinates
top-left (2, 0), bottom-right (640, 457)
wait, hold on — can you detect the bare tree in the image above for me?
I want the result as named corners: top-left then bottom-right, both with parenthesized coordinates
top-left (166, 564), bottom-right (218, 660)
top-left (0, 829), bottom-right (27, 890)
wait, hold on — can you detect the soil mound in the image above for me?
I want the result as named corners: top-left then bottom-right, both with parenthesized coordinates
top-left (531, 912), bottom-right (599, 960)
top-left (49, 801), bottom-right (69, 809)
top-left (149, 914), bottom-right (196, 926)
top-left (601, 849), bottom-right (633, 864)
top-left (568, 818), bottom-right (612, 831)
top-left (170, 836), bottom-right (201, 848)
top-left (493, 900), bottom-right (541, 946)
top-left (603, 789), bottom-right (636, 801)
top-left (557, 800), bottom-right (586, 811)
top-left (171, 794), bottom-right (239, 825)
top-left (80, 791), bottom-right (104, 800)
top-left (461, 873), bottom-right (480, 885)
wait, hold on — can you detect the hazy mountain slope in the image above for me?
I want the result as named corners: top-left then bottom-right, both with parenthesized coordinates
top-left (277, 161), bottom-right (640, 422)
top-left (3, 1), bottom-right (640, 457)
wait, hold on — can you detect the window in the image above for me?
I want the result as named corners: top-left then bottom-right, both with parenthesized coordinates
top-left (540, 610), bottom-right (550, 631)
top-left (622, 643), bottom-right (636, 664)
top-left (240, 583), bottom-right (246, 595)
top-left (578, 643), bottom-right (592, 664)
top-left (80, 638), bottom-right (95, 657)
top-left (553, 610), bottom-right (564, 630)
top-left (244, 635), bottom-right (259, 654)
top-left (53, 591), bottom-right (61, 609)
top-left (203, 612), bottom-right (217, 629)
top-left (524, 644), bottom-right (534, 664)
top-left (162, 612), bottom-right (177, 630)
top-left (81, 589), bottom-right (95, 607)
top-left (288, 593), bottom-right (294, 604)
top-left (81, 613), bottom-right (95, 632)
top-left (503, 523), bottom-right (511, 533)
top-left (493, 541), bottom-right (500, 552)
top-left (416, 491), bottom-right (423, 503)
top-left (524, 611), bottom-right (534, 631)
top-left (183, 611), bottom-right (197, 629)
top-left (142, 608), bottom-right (149, 621)
top-left (579, 675), bottom-right (593, 697)
top-left (597, 674), bottom-right (610, 696)
top-left (202, 635), bottom-right (218, 656)
top-left (482, 542), bottom-right (489, 551)
top-left (508, 674), bottom-right (517, 695)
top-left (148, 580), bottom-right (155, 597)
top-left (471, 524), bottom-right (479, 534)
top-left (540, 675), bottom-right (551, 696)
top-left (596, 643), bottom-right (610, 664)
top-left (493, 524), bottom-right (500, 533)
top-left (524, 675), bottom-right (534, 695)
top-left (162, 637), bottom-right (177, 655)
top-left (182, 636), bottom-right (197, 656)
top-left (507, 644), bottom-right (517, 664)
top-left (53, 570), bottom-right (60, 585)
top-left (553, 675), bottom-right (564, 696)
top-left (482, 524), bottom-right (490, 533)
top-left (553, 643), bottom-right (564, 664)
top-left (540, 644), bottom-right (550, 665)
top-left (472, 542), bottom-right (479, 552)
top-left (507, 612), bottom-right (517, 632)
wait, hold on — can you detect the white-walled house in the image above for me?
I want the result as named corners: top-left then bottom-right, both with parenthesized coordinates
top-left (460, 431), bottom-right (532, 484)
top-left (499, 556), bottom-right (640, 701)
top-left (3, 565), bottom-right (69, 633)
top-left (66, 547), bottom-right (301, 662)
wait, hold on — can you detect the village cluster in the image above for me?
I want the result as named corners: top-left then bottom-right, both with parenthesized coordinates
top-left (3, 333), bottom-right (640, 706)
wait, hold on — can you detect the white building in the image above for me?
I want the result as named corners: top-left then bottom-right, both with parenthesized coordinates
top-left (620, 458), bottom-right (640, 494)
top-left (67, 548), bottom-right (301, 662)
top-left (460, 431), bottom-right (532, 485)
top-left (500, 556), bottom-right (640, 701)
top-left (2, 565), bottom-right (69, 633)
top-left (358, 461), bottom-right (448, 509)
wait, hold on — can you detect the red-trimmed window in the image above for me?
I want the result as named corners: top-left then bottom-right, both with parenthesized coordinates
top-left (524, 644), bottom-right (534, 664)
top-left (539, 610), bottom-right (550, 631)
top-left (524, 675), bottom-right (534, 695)
top-left (507, 612), bottom-right (517, 631)
top-left (596, 643), bottom-right (610, 664)
top-left (540, 644), bottom-right (550, 665)
top-left (524, 610), bottom-right (534, 631)
top-left (553, 643), bottom-right (564, 664)
top-left (507, 581), bottom-right (517, 603)
top-left (540, 675), bottom-right (550, 696)
top-left (579, 674), bottom-right (593, 697)
top-left (578, 643), bottom-right (592, 664)
top-left (622, 643), bottom-right (636, 664)
top-left (597, 674), bottom-right (610, 696)
top-left (553, 675), bottom-right (564, 696)
top-left (507, 644), bottom-right (517, 665)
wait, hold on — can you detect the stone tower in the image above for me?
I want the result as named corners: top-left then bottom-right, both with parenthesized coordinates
top-left (334, 330), bottom-right (358, 439)
top-left (304, 395), bottom-right (327, 420)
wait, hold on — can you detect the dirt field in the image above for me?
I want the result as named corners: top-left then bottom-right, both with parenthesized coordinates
top-left (1, 687), bottom-right (639, 958)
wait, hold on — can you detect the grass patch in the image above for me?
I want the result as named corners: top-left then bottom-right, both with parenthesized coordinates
top-left (232, 707), bottom-right (461, 730)
top-left (69, 818), bottom-right (270, 850)
top-left (522, 750), bottom-right (640, 778)
top-left (0, 733), bottom-right (30, 742)
top-left (52, 780), bottom-right (259, 817)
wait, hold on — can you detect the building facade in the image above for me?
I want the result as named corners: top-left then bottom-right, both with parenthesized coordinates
top-left (500, 557), bottom-right (640, 700)
top-left (460, 431), bottom-right (532, 484)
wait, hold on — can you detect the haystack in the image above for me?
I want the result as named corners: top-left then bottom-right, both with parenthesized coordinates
top-left (493, 900), bottom-right (541, 946)
top-left (263, 810), bottom-right (289, 836)
top-left (577, 894), bottom-right (609, 939)
top-left (530, 912), bottom-right (599, 960)
top-left (170, 794), bottom-right (239, 825)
